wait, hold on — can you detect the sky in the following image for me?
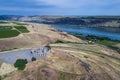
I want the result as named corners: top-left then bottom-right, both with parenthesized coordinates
top-left (0, 0), bottom-right (120, 15)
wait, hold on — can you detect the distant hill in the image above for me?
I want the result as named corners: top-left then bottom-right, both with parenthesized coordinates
top-left (0, 15), bottom-right (120, 27)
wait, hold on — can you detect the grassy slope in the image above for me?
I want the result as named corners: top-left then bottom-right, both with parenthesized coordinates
top-left (1, 22), bottom-right (120, 80)
top-left (73, 34), bottom-right (120, 53)
top-left (6, 42), bottom-right (119, 80)
top-left (97, 40), bottom-right (120, 53)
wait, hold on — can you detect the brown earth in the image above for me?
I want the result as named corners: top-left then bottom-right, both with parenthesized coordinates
top-left (3, 43), bottom-right (120, 80)
top-left (0, 23), bottom-right (82, 51)
top-left (0, 22), bottom-right (120, 80)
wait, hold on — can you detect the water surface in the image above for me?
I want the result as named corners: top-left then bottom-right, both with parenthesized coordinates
top-left (52, 24), bottom-right (120, 40)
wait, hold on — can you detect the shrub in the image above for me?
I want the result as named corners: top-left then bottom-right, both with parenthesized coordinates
top-left (32, 57), bottom-right (36, 61)
top-left (55, 40), bottom-right (64, 43)
top-left (45, 45), bottom-right (51, 49)
top-left (14, 59), bottom-right (28, 70)
top-left (84, 56), bottom-right (88, 58)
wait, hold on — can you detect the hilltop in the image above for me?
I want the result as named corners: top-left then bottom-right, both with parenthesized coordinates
top-left (0, 21), bottom-right (120, 80)
top-left (0, 21), bottom-right (81, 52)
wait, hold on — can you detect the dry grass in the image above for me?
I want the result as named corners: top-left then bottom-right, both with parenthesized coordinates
top-left (1, 22), bottom-right (120, 80)
top-left (0, 23), bottom-right (83, 52)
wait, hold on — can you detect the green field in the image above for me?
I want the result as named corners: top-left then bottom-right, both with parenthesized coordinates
top-left (0, 30), bottom-right (20, 38)
top-left (12, 22), bottom-right (27, 25)
top-left (0, 25), bottom-right (29, 38)
top-left (0, 26), bottom-right (20, 38)
top-left (14, 26), bottom-right (29, 33)
top-left (0, 26), bottom-right (13, 30)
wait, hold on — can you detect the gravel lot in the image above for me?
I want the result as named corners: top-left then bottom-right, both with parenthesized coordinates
top-left (0, 47), bottom-right (50, 64)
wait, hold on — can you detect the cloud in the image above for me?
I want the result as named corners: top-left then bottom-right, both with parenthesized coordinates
top-left (36, 0), bottom-right (120, 8)
top-left (0, 0), bottom-right (120, 15)
top-left (34, 0), bottom-right (120, 15)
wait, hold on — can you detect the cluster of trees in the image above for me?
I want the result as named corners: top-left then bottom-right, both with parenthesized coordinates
top-left (14, 57), bottom-right (36, 70)
top-left (14, 59), bottom-right (28, 70)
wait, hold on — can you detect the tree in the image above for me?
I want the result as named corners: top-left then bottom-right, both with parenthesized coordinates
top-left (45, 45), bottom-right (51, 49)
top-left (32, 57), bottom-right (36, 61)
top-left (55, 40), bottom-right (64, 43)
top-left (14, 59), bottom-right (28, 70)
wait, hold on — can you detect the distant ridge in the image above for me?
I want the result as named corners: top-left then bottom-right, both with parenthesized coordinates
top-left (0, 15), bottom-right (120, 27)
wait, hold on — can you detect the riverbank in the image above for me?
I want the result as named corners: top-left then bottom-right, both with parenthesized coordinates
top-left (52, 24), bottom-right (120, 40)
top-left (73, 34), bottom-right (120, 53)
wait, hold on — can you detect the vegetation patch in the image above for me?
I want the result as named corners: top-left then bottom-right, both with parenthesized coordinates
top-left (14, 59), bottom-right (28, 70)
top-left (84, 55), bottom-right (89, 58)
top-left (0, 26), bottom-right (21, 38)
top-left (98, 40), bottom-right (120, 53)
top-left (0, 25), bottom-right (29, 38)
top-left (12, 22), bottom-right (27, 25)
top-left (0, 30), bottom-right (20, 38)
top-left (0, 48), bottom-right (17, 52)
top-left (0, 76), bottom-right (1, 80)
top-left (45, 45), bottom-right (51, 49)
top-left (0, 26), bottom-right (12, 30)
top-left (14, 26), bottom-right (29, 33)
top-left (59, 71), bottom-right (78, 80)
top-left (74, 34), bottom-right (120, 53)
top-left (32, 57), bottom-right (36, 61)
top-left (55, 40), bottom-right (64, 43)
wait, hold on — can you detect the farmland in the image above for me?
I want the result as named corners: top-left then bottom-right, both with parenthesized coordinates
top-left (0, 30), bottom-right (20, 38)
top-left (14, 26), bottom-right (29, 33)
top-left (0, 22), bottom-right (29, 38)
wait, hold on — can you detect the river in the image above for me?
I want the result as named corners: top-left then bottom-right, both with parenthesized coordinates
top-left (52, 24), bottom-right (120, 40)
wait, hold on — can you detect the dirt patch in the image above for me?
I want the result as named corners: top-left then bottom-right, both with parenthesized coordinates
top-left (40, 67), bottom-right (59, 80)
